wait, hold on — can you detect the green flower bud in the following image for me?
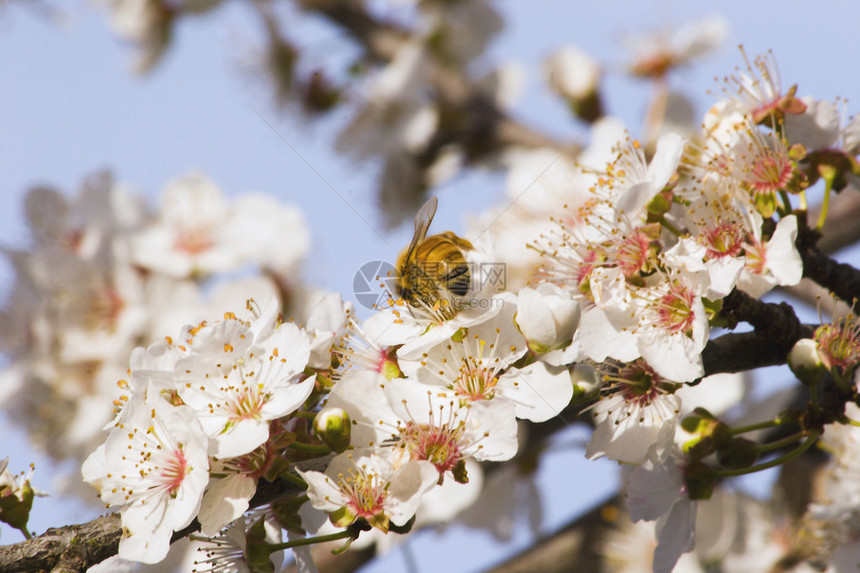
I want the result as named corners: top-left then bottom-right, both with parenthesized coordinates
top-left (684, 461), bottom-right (716, 501)
top-left (0, 472), bottom-right (35, 537)
top-left (314, 408), bottom-right (352, 453)
top-left (681, 409), bottom-right (730, 460)
top-left (717, 437), bottom-right (759, 470)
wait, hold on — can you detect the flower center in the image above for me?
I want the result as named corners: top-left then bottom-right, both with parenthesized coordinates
top-left (616, 362), bottom-right (666, 407)
top-left (160, 446), bottom-right (189, 496)
top-left (617, 228), bottom-right (655, 277)
top-left (453, 363), bottom-right (498, 401)
top-left (815, 320), bottom-right (860, 372)
top-left (654, 284), bottom-right (695, 335)
top-left (743, 148), bottom-right (793, 196)
top-left (339, 468), bottom-right (387, 519)
top-left (226, 384), bottom-right (264, 421)
top-left (175, 227), bottom-right (215, 255)
top-left (400, 422), bottom-right (463, 474)
top-left (702, 221), bottom-right (745, 259)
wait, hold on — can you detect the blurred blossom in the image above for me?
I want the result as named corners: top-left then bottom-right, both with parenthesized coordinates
top-left (420, 0), bottom-right (502, 66)
top-left (98, 0), bottom-right (172, 72)
top-left (0, 169), bottom-right (311, 472)
top-left (624, 15), bottom-right (728, 79)
top-left (543, 46), bottom-right (601, 101)
top-left (468, 117), bottom-right (625, 291)
top-left (542, 45), bottom-right (603, 121)
top-left (129, 172), bottom-right (309, 280)
top-left (626, 450), bottom-right (697, 573)
top-left (97, 0), bottom-right (222, 72)
top-left (456, 461), bottom-right (540, 542)
top-left (5, 9), bottom-right (860, 573)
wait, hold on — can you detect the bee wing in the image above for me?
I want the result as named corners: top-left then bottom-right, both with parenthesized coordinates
top-left (404, 196), bottom-right (438, 260)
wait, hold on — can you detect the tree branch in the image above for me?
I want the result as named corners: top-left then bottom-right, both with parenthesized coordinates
top-left (294, 0), bottom-right (576, 158)
top-left (0, 454), bottom-right (335, 572)
top-left (0, 513), bottom-right (121, 573)
top-left (796, 214), bottom-right (860, 311)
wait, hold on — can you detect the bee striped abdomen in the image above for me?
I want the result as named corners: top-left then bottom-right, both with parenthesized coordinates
top-left (394, 197), bottom-right (475, 316)
top-left (413, 232), bottom-right (473, 296)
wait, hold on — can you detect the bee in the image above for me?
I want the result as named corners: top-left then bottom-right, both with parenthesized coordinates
top-left (394, 196), bottom-right (474, 315)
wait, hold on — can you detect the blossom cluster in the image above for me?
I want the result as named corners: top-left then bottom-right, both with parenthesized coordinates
top-left (0, 171), bottom-right (310, 465)
top-left (81, 298), bottom-right (317, 563)
top-left (7, 5), bottom-right (860, 572)
top-left (519, 47), bottom-right (860, 569)
top-left (69, 46), bottom-right (860, 572)
top-left (75, 277), bottom-right (581, 567)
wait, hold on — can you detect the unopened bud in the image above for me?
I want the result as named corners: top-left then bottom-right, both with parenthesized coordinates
top-left (680, 407), bottom-right (718, 432)
top-left (684, 461), bottom-right (716, 500)
top-left (542, 46), bottom-right (603, 122)
top-left (685, 435), bottom-right (719, 461)
top-left (717, 437), bottom-right (759, 470)
top-left (788, 338), bottom-right (825, 385)
top-left (516, 283), bottom-right (581, 354)
top-left (314, 408), bottom-right (352, 453)
top-left (681, 409), bottom-right (730, 460)
top-left (571, 363), bottom-right (602, 402)
top-left (0, 464), bottom-right (38, 537)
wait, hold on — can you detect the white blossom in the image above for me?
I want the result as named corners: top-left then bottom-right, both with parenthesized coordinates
top-left (82, 391), bottom-right (210, 563)
top-left (175, 299), bottom-right (313, 459)
top-left (299, 449), bottom-right (438, 532)
top-left (626, 451), bottom-right (697, 573)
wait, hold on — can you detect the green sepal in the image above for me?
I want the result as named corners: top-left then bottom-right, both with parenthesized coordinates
top-left (804, 148), bottom-right (860, 192)
top-left (683, 434), bottom-right (717, 460)
top-left (0, 480), bottom-right (34, 535)
top-left (329, 506), bottom-right (357, 529)
top-left (717, 437), bottom-right (760, 470)
top-left (683, 461), bottom-right (716, 501)
top-left (381, 357), bottom-right (402, 381)
top-left (639, 221), bottom-right (664, 241)
top-left (331, 536), bottom-right (355, 555)
top-left (263, 457), bottom-right (293, 483)
top-left (313, 370), bottom-right (333, 390)
top-left (243, 518), bottom-right (276, 573)
top-left (753, 192), bottom-right (777, 219)
top-left (680, 407), bottom-right (714, 433)
top-left (681, 409), bottom-right (730, 460)
top-left (368, 512), bottom-right (390, 533)
top-left (512, 351), bottom-right (538, 369)
top-left (646, 190), bottom-right (673, 217)
top-left (389, 514), bottom-right (416, 535)
top-left (452, 459), bottom-right (469, 484)
top-left (451, 328), bottom-right (467, 343)
top-left (270, 496), bottom-right (307, 535)
top-left (702, 298), bottom-right (732, 328)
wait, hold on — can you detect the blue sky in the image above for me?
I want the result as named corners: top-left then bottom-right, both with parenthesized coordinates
top-left (1, 0), bottom-right (859, 570)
